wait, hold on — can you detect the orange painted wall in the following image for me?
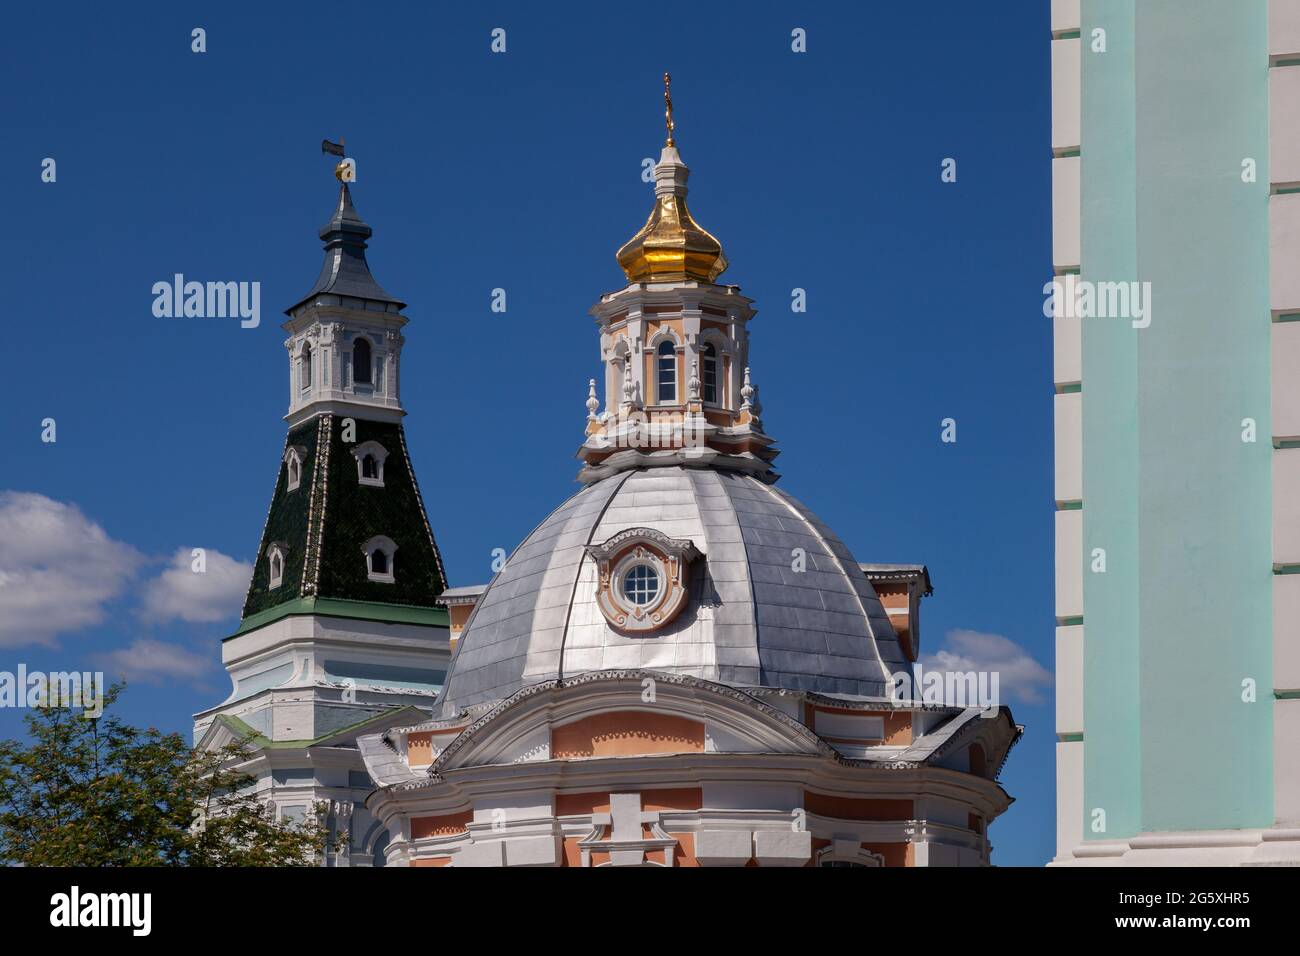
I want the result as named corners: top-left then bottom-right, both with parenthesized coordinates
top-left (551, 711), bottom-right (705, 758)
top-left (407, 731), bottom-right (433, 766)
top-left (642, 787), bottom-right (703, 812)
top-left (411, 810), bottom-right (472, 839)
top-left (559, 840), bottom-right (612, 868)
top-left (667, 832), bottom-right (699, 867)
top-left (411, 857), bottom-right (452, 868)
top-left (803, 791), bottom-right (913, 821)
top-left (555, 791), bottom-right (611, 817)
top-left (864, 842), bottom-right (911, 867)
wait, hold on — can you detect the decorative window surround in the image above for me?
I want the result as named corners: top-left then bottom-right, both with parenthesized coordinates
top-left (300, 343), bottom-right (313, 393)
top-left (352, 440), bottom-right (389, 487)
top-left (815, 842), bottom-right (884, 868)
top-left (696, 330), bottom-right (732, 408)
top-left (284, 445), bottom-right (306, 492)
top-left (363, 535), bottom-right (397, 583)
top-left (655, 340), bottom-right (678, 404)
top-left (267, 542), bottom-right (288, 589)
top-left (585, 527), bottom-right (700, 633)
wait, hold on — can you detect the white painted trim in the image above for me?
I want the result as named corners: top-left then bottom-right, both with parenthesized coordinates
top-left (362, 535), bottom-right (398, 584)
top-left (352, 440), bottom-right (389, 488)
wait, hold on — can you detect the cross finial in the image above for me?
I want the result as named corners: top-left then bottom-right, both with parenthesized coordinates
top-left (663, 72), bottom-right (675, 147)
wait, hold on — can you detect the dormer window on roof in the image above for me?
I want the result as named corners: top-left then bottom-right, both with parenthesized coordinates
top-left (352, 440), bottom-right (388, 487)
top-left (284, 446), bottom-right (306, 492)
top-left (363, 535), bottom-right (397, 584)
top-left (266, 542), bottom-right (288, 590)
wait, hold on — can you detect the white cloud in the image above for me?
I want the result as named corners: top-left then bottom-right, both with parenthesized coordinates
top-left (920, 629), bottom-right (1053, 706)
top-left (94, 638), bottom-right (213, 685)
top-left (0, 491), bottom-right (142, 647)
top-left (139, 547), bottom-right (252, 625)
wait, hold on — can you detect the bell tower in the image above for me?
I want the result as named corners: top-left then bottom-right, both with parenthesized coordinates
top-left (283, 182), bottom-right (408, 426)
top-left (193, 149), bottom-right (450, 866)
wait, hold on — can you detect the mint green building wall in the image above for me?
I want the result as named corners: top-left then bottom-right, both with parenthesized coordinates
top-left (1080, 0), bottom-right (1273, 839)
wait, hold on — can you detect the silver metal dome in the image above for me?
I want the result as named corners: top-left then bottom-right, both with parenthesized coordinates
top-left (437, 466), bottom-right (910, 716)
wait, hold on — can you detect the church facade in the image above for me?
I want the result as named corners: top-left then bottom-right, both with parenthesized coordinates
top-left (195, 82), bottom-right (1019, 867)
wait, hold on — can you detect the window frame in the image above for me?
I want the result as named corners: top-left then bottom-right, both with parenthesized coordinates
top-left (701, 342), bottom-right (719, 405)
top-left (283, 446), bottom-right (305, 492)
top-left (352, 336), bottom-right (373, 387)
top-left (267, 543), bottom-right (287, 589)
top-left (351, 441), bottom-right (389, 488)
top-left (361, 535), bottom-right (397, 584)
top-left (300, 343), bottom-right (313, 393)
top-left (656, 340), bottom-right (677, 404)
top-left (621, 563), bottom-right (661, 606)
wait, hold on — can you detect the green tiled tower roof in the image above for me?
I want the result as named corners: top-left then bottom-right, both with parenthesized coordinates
top-left (239, 414), bottom-right (447, 632)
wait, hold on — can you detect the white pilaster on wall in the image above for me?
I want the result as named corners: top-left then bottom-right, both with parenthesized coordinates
top-left (1050, 0), bottom-right (1080, 39)
top-left (1054, 740), bottom-right (1083, 861)
top-left (1051, 158), bottom-right (1081, 271)
top-left (1054, 393), bottom-right (1082, 504)
top-left (1055, 619), bottom-right (1084, 860)
top-left (1276, 699), bottom-right (1300, 824)
top-left (1055, 625), bottom-right (1084, 738)
top-left (1270, 0), bottom-right (1300, 63)
top-left (1271, 0), bottom-right (1300, 829)
top-left (1054, 510), bottom-right (1083, 623)
top-left (1051, 0), bottom-right (1084, 864)
top-left (1274, 576), bottom-right (1300, 695)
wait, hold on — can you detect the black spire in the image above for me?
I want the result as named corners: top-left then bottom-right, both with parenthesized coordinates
top-left (286, 184), bottom-right (405, 314)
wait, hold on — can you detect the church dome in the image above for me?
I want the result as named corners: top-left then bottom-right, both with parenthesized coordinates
top-left (614, 149), bottom-right (728, 283)
top-left (437, 466), bottom-right (910, 717)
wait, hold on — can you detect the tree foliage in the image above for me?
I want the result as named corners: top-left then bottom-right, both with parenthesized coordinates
top-left (0, 684), bottom-right (324, 866)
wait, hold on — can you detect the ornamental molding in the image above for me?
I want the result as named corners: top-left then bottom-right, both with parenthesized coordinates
top-left (584, 527), bottom-right (700, 633)
top-left (408, 669), bottom-right (838, 789)
top-left (351, 440), bottom-right (389, 487)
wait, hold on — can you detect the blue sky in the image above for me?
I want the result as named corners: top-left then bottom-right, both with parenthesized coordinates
top-left (1, 1), bottom-right (1055, 864)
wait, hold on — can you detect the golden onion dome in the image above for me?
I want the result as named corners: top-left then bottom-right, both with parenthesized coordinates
top-left (616, 74), bottom-right (728, 284)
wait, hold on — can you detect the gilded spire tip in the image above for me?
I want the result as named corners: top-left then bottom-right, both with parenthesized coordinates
top-left (663, 71), bottom-right (675, 147)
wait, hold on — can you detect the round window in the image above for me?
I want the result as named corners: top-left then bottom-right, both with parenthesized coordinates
top-left (621, 563), bottom-right (660, 606)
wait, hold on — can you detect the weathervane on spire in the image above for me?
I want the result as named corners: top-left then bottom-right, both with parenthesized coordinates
top-left (322, 137), bottom-right (356, 183)
top-left (663, 72), bottom-right (675, 147)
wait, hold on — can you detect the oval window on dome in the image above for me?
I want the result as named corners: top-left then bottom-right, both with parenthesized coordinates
top-left (621, 564), bottom-right (660, 605)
